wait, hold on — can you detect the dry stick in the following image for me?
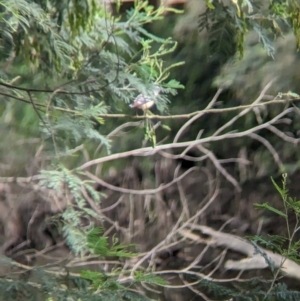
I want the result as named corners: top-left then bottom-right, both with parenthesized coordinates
top-left (147, 181), bottom-right (190, 269)
top-left (129, 194), bottom-right (134, 240)
top-left (184, 224), bottom-right (300, 280)
top-left (1, 85), bottom-right (299, 119)
top-left (253, 104), bottom-right (264, 124)
top-left (178, 129), bottom-right (205, 161)
top-left (66, 260), bottom-right (120, 268)
top-left (177, 175), bottom-right (190, 220)
top-left (166, 250), bottom-right (228, 298)
top-left (164, 276), bottom-right (203, 289)
top-left (174, 88), bottom-right (223, 143)
top-left (49, 96), bottom-right (300, 119)
top-left (206, 249), bottom-right (227, 279)
top-left (153, 268), bottom-right (255, 285)
top-left (200, 167), bottom-right (215, 205)
top-left (129, 182), bottom-right (220, 277)
top-left (183, 243), bottom-right (211, 273)
top-left (267, 124), bottom-right (299, 144)
top-left (213, 80), bottom-right (275, 137)
top-left (5, 242), bottom-right (67, 264)
top-left (181, 276), bottom-right (218, 301)
top-left (196, 144), bottom-right (241, 191)
top-left (0, 175), bottom-right (44, 183)
top-left (94, 121), bottom-right (142, 157)
top-left (159, 150), bottom-right (208, 162)
top-left (0, 107), bottom-right (295, 190)
top-left (248, 132), bottom-right (284, 171)
top-left (78, 107), bottom-right (294, 171)
top-left (100, 195), bottom-right (125, 213)
top-left (85, 167), bottom-right (198, 195)
top-left (153, 269), bottom-right (216, 284)
top-left (219, 158), bottom-right (251, 164)
top-left (140, 282), bottom-right (161, 294)
top-left (26, 204), bottom-right (41, 244)
top-left (81, 185), bottom-right (128, 235)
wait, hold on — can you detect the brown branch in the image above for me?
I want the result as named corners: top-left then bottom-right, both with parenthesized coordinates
top-left (1, 83), bottom-right (300, 121)
top-left (85, 166), bottom-right (198, 195)
top-left (181, 225), bottom-right (300, 280)
top-left (78, 107), bottom-right (294, 170)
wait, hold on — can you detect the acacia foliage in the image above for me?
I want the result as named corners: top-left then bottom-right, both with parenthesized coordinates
top-left (0, 0), bottom-right (182, 250)
top-left (0, 0), bottom-right (182, 145)
top-left (200, 0), bottom-right (300, 60)
top-left (0, 0), bottom-right (181, 300)
top-left (1, 0), bottom-right (300, 300)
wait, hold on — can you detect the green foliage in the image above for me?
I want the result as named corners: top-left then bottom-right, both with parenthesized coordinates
top-left (81, 269), bottom-right (125, 291)
top-left (254, 202), bottom-right (287, 217)
top-left (39, 167), bottom-right (103, 254)
top-left (254, 175), bottom-right (300, 265)
top-left (0, 227), bottom-right (161, 300)
top-left (0, 1), bottom-right (181, 300)
top-left (133, 271), bottom-right (167, 285)
top-left (81, 228), bottom-right (165, 292)
top-left (200, 0), bottom-right (300, 59)
top-left (199, 2), bottom-right (245, 62)
top-left (80, 269), bottom-right (167, 292)
top-left (87, 228), bottom-right (136, 258)
top-left (192, 174), bottom-right (300, 300)
top-left (251, 235), bottom-right (287, 254)
top-left (0, 270), bottom-right (153, 301)
top-left (251, 174), bottom-right (300, 297)
top-left (0, 0), bottom-right (183, 160)
top-left (4, 0), bottom-right (300, 301)
top-left (0, 0), bottom-right (75, 71)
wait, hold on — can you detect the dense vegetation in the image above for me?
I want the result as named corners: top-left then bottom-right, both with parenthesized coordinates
top-left (1, 0), bottom-right (300, 300)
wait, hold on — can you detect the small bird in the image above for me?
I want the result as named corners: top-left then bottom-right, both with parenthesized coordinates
top-left (129, 86), bottom-right (160, 111)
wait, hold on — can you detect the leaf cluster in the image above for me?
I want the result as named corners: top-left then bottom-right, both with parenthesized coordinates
top-left (0, 269), bottom-right (153, 301)
top-left (200, 0), bottom-right (300, 59)
top-left (0, 0), bottom-right (184, 160)
top-left (253, 174), bottom-right (300, 264)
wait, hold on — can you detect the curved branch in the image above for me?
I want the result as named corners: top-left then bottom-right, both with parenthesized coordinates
top-left (78, 107), bottom-right (294, 170)
top-left (85, 167), bottom-right (198, 195)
